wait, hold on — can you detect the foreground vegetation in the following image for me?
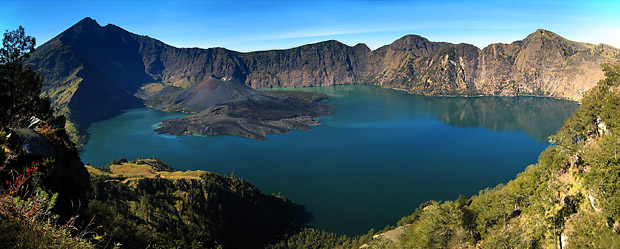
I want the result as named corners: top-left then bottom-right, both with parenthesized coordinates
top-left (85, 158), bottom-right (299, 248)
top-left (1, 26), bottom-right (95, 248)
top-left (345, 62), bottom-right (620, 248)
top-left (3, 25), bottom-right (620, 248)
top-left (0, 158), bottom-right (93, 248)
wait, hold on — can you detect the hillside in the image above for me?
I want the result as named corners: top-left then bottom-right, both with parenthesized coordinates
top-left (85, 158), bottom-right (301, 248)
top-left (26, 17), bottom-right (620, 146)
top-left (7, 20), bottom-right (620, 247)
top-left (349, 62), bottom-right (620, 248)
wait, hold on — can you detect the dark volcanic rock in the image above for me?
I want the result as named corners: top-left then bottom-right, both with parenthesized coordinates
top-left (171, 75), bottom-right (270, 112)
top-left (1, 116), bottom-right (90, 221)
top-left (26, 18), bottom-right (620, 144)
top-left (155, 76), bottom-right (330, 139)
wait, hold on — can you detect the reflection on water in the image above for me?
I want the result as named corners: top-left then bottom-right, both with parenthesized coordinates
top-left (295, 85), bottom-right (578, 142)
top-left (425, 96), bottom-right (578, 141)
top-left (81, 84), bottom-right (578, 236)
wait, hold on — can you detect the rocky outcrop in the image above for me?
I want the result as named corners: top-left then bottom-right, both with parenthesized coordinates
top-left (368, 30), bottom-right (619, 98)
top-left (472, 29), bottom-right (618, 100)
top-left (26, 18), bottom-right (620, 144)
top-left (1, 116), bottom-right (90, 221)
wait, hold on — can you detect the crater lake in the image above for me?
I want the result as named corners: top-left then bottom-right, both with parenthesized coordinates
top-left (80, 85), bottom-right (578, 236)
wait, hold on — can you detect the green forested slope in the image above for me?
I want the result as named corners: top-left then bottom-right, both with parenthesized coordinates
top-left (353, 62), bottom-right (620, 249)
top-left (85, 158), bottom-right (299, 249)
top-left (1, 27), bottom-right (93, 248)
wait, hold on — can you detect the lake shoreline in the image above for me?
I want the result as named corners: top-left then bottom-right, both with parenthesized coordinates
top-left (80, 85), bottom-right (577, 236)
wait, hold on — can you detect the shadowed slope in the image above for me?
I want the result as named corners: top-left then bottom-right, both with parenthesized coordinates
top-left (26, 17), bottom-right (620, 145)
top-left (173, 76), bottom-right (267, 112)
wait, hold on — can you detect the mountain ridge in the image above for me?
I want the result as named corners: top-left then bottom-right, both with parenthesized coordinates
top-left (26, 17), bottom-right (620, 145)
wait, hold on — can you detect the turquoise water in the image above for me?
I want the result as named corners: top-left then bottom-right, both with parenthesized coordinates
top-left (80, 85), bottom-right (578, 236)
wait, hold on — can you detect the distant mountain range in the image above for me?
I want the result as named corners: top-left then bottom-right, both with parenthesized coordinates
top-left (26, 17), bottom-right (620, 145)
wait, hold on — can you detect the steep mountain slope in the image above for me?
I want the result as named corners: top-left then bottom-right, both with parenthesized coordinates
top-left (369, 35), bottom-right (478, 95)
top-left (473, 29), bottom-right (618, 100)
top-left (26, 17), bottom-right (620, 146)
top-left (26, 18), bottom-right (145, 146)
top-left (353, 62), bottom-right (620, 249)
top-left (239, 41), bottom-right (374, 88)
top-left (369, 30), bottom-right (619, 98)
top-left (86, 158), bottom-right (299, 248)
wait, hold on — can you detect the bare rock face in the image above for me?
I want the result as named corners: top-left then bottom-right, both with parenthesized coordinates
top-left (371, 41), bottom-right (480, 95)
top-left (26, 18), bottom-right (620, 143)
top-left (240, 40), bottom-right (372, 88)
top-left (472, 29), bottom-right (618, 100)
top-left (368, 29), bottom-right (619, 99)
top-left (1, 116), bottom-right (90, 221)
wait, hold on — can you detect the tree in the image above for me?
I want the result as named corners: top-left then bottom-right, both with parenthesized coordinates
top-left (601, 62), bottom-right (620, 87)
top-left (0, 26), bottom-right (52, 126)
top-left (0, 26), bottom-right (35, 65)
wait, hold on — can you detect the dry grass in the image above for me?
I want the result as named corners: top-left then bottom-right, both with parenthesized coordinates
top-left (86, 159), bottom-right (206, 180)
top-left (140, 83), bottom-right (166, 92)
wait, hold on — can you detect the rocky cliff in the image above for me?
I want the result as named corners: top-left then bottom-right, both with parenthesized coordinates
top-left (352, 62), bottom-right (620, 249)
top-left (472, 29), bottom-right (618, 100)
top-left (1, 116), bottom-right (90, 221)
top-left (26, 17), bottom-right (620, 145)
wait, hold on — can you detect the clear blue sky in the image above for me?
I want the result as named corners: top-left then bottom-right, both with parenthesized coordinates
top-left (2, 0), bottom-right (619, 52)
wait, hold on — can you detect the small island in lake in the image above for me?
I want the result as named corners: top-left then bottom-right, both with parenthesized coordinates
top-left (153, 75), bottom-right (330, 140)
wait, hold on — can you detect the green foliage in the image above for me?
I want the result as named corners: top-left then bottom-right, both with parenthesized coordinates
top-left (567, 212), bottom-right (620, 248)
top-left (30, 159), bottom-right (57, 192)
top-left (86, 160), bottom-right (297, 248)
top-left (0, 214), bottom-right (93, 249)
top-left (0, 26), bottom-right (93, 248)
top-left (583, 130), bottom-right (620, 220)
top-left (134, 157), bottom-right (176, 172)
top-left (337, 228), bottom-right (376, 249)
top-left (396, 200), bottom-right (434, 226)
top-left (0, 26), bottom-right (53, 127)
top-left (85, 200), bottom-right (160, 248)
top-left (601, 62), bottom-right (620, 87)
top-left (353, 62), bottom-right (620, 249)
top-left (109, 157), bottom-right (128, 165)
top-left (478, 221), bottom-right (532, 249)
top-left (0, 164), bottom-right (93, 248)
top-left (0, 26), bottom-right (35, 65)
top-left (266, 228), bottom-right (351, 249)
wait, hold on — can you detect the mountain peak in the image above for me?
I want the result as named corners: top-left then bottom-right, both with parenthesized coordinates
top-left (384, 34), bottom-right (446, 56)
top-left (525, 29), bottom-right (565, 42)
top-left (75, 17), bottom-right (100, 28)
top-left (353, 43), bottom-right (371, 52)
top-left (394, 34), bottom-right (430, 44)
top-left (58, 17), bottom-right (104, 43)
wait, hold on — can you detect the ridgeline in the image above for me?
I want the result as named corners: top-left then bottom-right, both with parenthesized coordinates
top-left (26, 17), bottom-right (619, 147)
top-left (3, 20), bottom-right (620, 248)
